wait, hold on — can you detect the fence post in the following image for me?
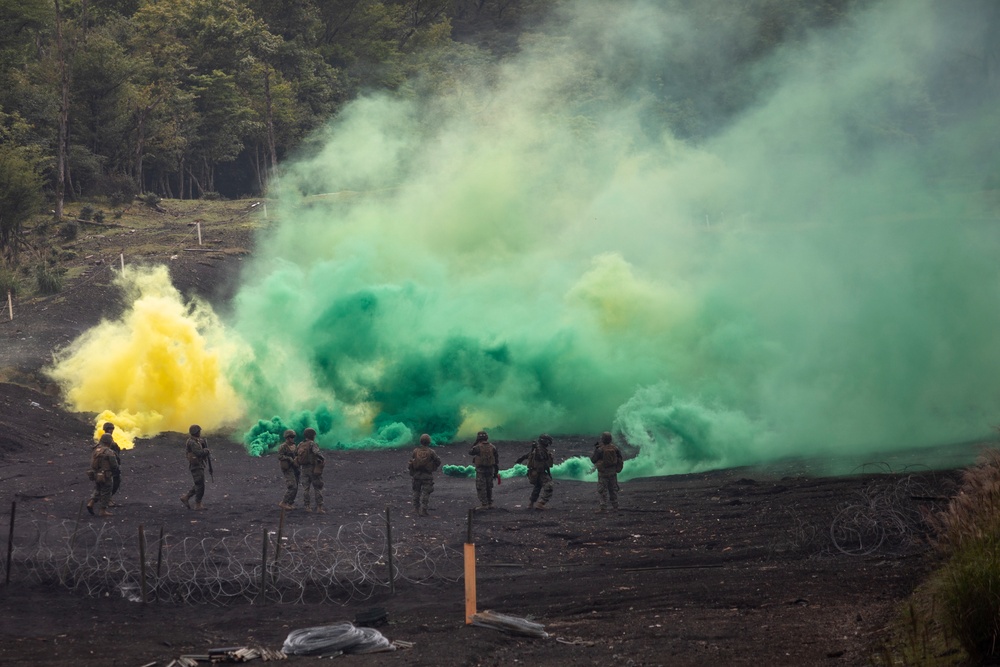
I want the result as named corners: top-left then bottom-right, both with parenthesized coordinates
top-left (464, 509), bottom-right (476, 624)
top-left (258, 527), bottom-right (268, 603)
top-left (155, 526), bottom-right (164, 601)
top-left (5, 501), bottom-right (15, 585)
top-left (6, 291), bottom-right (12, 321)
top-left (138, 524), bottom-right (148, 603)
top-left (60, 500), bottom-right (85, 585)
top-left (385, 505), bottom-right (394, 594)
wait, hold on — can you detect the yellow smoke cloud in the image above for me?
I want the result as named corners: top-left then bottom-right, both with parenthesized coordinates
top-left (48, 266), bottom-right (246, 446)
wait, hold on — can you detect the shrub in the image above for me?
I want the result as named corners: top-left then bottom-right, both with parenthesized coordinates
top-left (79, 205), bottom-right (95, 221)
top-left (141, 192), bottom-right (161, 208)
top-left (201, 191), bottom-right (223, 201)
top-left (103, 173), bottom-right (139, 208)
top-left (935, 536), bottom-right (1000, 662)
top-left (928, 448), bottom-right (1000, 662)
top-left (34, 263), bottom-right (63, 295)
top-left (58, 221), bottom-right (79, 241)
top-left (93, 209), bottom-right (105, 223)
top-left (0, 264), bottom-right (19, 297)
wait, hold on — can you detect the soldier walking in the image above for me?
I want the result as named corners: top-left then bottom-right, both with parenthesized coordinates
top-left (102, 422), bottom-right (122, 505)
top-left (277, 429), bottom-right (300, 510)
top-left (469, 430), bottom-right (499, 509)
top-left (408, 433), bottom-right (441, 516)
top-left (296, 427), bottom-right (326, 513)
top-left (180, 424), bottom-right (211, 510)
top-left (516, 434), bottom-right (554, 510)
top-left (590, 431), bottom-right (623, 511)
top-left (87, 433), bottom-right (119, 518)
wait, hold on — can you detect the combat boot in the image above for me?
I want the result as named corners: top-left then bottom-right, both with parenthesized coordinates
top-left (528, 501), bottom-right (534, 510)
top-left (418, 507), bottom-right (428, 517)
top-left (86, 499), bottom-right (95, 515)
top-left (194, 502), bottom-right (204, 511)
top-left (180, 494), bottom-right (191, 509)
top-left (305, 506), bottom-right (313, 512)
top-left (315, 506), bottom-right (326, 514)
top-left (535, 502), bottom-right (547, 511)
top-left (98, 510), bottom-right (113, 517)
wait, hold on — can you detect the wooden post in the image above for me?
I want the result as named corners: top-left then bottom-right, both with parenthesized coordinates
top-left (262, 203), bottom-right (267, 219)
top-left (196, 221), bottom-right (202, 245)
top-left (138, 524), bottom-right (148, 603)
top-left (6, 291), bottom-right (11, 321)
top-left (464, 509), bottom-right (476, 624)
top-left (385, 505), bottom-right (394, 594)
top-left (273, 507), bottom-right (286, 563)
top-left (61, 500), bottom-right (85, 585)
top-left (155, 526), bottom-right (164, 601)
top-left (271, 507), bottom-right (286, 586)
top-left (5, 501), bottom-right (15, 585)
top-left (120, 253), bottom-right (125, 272)
top-left (258, 527), bottom-right (268, 603)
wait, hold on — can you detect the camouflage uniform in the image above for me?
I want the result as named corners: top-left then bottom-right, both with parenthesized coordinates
top-left (469, 431), bottom-right (499, 509)
top-left (180, 425), bottom-right (210, 510)
top-left (590, 431), bottom-right (623, 511)
top-left (87, 434), bottom-right (119, 517)
top-left (409, 434), bottom-right (441, 516)
top-left (516, 434), bottom-right (554, 510)
top-left (296, 428), bottom-right (325, 513)
top-left (102, 422), bottom-right (122, 501)
top-left (277, 430), bottom-right (300, 509)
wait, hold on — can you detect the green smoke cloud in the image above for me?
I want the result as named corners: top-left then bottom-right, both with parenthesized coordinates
top-left (231, 0), bottom-right (1000, 475)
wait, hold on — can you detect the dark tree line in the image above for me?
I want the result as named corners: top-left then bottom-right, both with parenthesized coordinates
top-left (1, 0), bottom-right (997, 262)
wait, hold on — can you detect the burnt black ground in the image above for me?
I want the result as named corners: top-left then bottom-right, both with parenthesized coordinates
top-left (0, 202), bottom-right (979, 666)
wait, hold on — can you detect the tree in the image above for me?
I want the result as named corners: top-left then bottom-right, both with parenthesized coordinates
top-left (0, 132), bottom-right (44, 254)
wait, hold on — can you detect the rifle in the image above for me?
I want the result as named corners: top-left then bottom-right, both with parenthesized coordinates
top-left (206, 448), bottom-right (214, 482)
top-left (496, 466), bottom-right (501, 486)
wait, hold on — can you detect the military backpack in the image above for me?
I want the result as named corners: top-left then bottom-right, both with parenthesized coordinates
top-left (411, 446), bottom-right (437, 474)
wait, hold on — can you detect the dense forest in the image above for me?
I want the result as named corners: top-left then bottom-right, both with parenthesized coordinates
top-left (1, 0), bottom-right (997, 261)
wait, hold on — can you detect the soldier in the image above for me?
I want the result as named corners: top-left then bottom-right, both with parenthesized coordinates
top-left (590, 431), bottom-right (624, 511)
top-left (296, 427), bottom-right (326, 513)
top-left (180, 424), bottom-right (211, 510)
top-left (277, 429), bottom-right (300, 510)
top-left (102, 422), bottom-right (122, 505)
top-left (87, 433), bottom-right (119, 518)
top-left (408, 433), bottom-right (441, 516)
top-left (515, 434), bottom-right (554, 510)
top-left (469, 430), bottom-right (499, 509)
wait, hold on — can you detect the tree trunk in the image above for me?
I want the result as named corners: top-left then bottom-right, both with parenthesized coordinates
top-left (264, 66), bottom-right (278, 189)
top-left (53, 0), bottom-right (70, 219)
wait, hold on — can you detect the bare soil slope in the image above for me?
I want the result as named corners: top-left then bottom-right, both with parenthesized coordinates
top-left (0, 200), bottom-right (972, 666)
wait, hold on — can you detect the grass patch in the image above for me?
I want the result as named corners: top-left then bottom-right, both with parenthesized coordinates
top-left (876, 448), bottom-right (1000, 665)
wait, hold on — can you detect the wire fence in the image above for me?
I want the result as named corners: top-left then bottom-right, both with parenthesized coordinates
top-left (0, 514), bottom-right (462, 605)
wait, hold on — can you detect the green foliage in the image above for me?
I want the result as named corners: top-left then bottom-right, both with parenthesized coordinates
top-left (936, 535), bottom-right (1000, 662)
top-left (0, 263), bottom-right (20, 297)
top-left (916, 449), bottom-right (1000, 663)
top-left (34, 263), bottom-right (64, 295)
top-left (79, 205), bottom-right (95, 221)
top-left (58, 221), bottom-right (79, 241)
top-left (0, 141), bottom-right (44, 255)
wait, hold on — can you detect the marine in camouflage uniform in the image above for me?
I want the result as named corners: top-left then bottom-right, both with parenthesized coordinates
top-left (102, 422), bottom-right (122, 503)
top-left (296, 428), bottom-right (326, 513)
top-left (515, 434), bottom-right (554, 510)
top-left (87, 433), bottom-right (120, 517)
top-left (180, 424), bottom-right (210, 510)
top-left (408, 433), bottom-right (442, 516)
top-left (469, 430), bottom-right (499, 509)
top-left (590, 431), bottom-right (623, 511)
top-left (277, 429), bottom-right (300, 510)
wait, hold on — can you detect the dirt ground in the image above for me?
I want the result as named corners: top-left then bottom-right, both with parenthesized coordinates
top-left (0, 201), bottom-right (978, 666)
